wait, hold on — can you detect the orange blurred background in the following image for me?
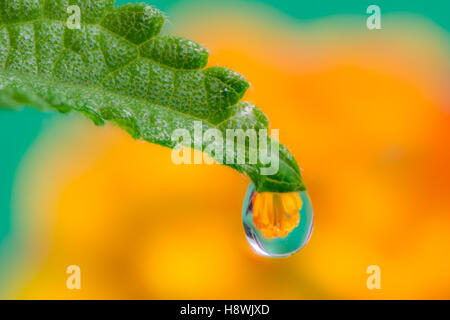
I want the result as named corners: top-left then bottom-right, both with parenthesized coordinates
top-left (0, 0), bottom-right (449, 299)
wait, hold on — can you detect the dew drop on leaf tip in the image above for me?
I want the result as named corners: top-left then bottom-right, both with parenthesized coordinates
top-left (242, 183), bottom-right (313, 257)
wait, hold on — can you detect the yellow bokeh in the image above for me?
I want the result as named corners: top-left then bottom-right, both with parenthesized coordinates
top-left (4, 3), bottom-right (449, 299)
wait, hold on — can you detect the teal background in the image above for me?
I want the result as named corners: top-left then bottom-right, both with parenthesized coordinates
top-left (0, 0), bottom-right (449, 246)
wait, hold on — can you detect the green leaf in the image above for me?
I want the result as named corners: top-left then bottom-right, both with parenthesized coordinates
top-left (0, 0), bottom-right (305, 193)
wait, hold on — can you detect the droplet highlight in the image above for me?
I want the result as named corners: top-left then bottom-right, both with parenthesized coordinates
top-left (242, 183), bottom-right (313, 257)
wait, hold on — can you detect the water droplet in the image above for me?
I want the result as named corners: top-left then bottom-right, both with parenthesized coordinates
top-left (242, 183), bottom-right (313, 257)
